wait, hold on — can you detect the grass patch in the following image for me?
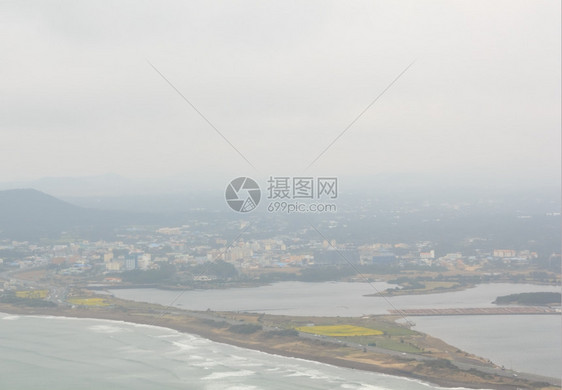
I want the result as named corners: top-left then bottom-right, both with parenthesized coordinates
top-left (1, 294), bottom-right (56, 307)
top-left (423, 281), bottom-right (459, 290)
top-left (201, 319), bottom-right (229, 328)
top-left (370, 337), bottom-right (422, 353)
top-left (264, 329), bottom-right (299, 337)
top-left (228, 324), bottom-right (262, 334)
top-left (363, 321), bottom-right (416, 336)
top-left (425, 359), bottom-right (458, 370)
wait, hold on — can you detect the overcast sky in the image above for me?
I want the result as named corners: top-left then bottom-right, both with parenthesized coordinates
top-left (1, 1), bottom-right (560, 188)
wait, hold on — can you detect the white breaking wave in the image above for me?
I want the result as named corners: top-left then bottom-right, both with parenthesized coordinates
top-left (283, 367), bottom-right (336, 381)
top-left (340, 384), bottom-right (395, 390)
top-left (1, 315), bottom-right (20, 320)
top-left (88, 324), bottom-right (130, 334)
top-left (202, 370), bottom-right (256, 380)
top-left (171, 340), bottom-right (197, 351)
top-left (191, 360), bottom-right (220, 368)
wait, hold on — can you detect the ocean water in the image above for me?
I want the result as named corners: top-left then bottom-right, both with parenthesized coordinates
top-left (0, 314), bottom-right (475, 390)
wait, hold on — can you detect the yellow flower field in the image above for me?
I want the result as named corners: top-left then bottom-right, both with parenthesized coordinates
top-left (15, 290), bottom-right (48, 299)
top-left (67, 297), bottom-right (109, 306)
top-left (295, 325), bottom-right (383, 337)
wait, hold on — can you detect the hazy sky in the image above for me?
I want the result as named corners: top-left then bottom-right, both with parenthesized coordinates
top-left (1, 1), bottom-right (560, 186)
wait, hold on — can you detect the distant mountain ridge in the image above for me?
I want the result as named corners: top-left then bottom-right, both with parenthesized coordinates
top-left (0, 174), bottom-right (225, 197)
top-left (0, 189), bottom-right (144, 241)
top-left (0, 174), bottom-right (135, 197)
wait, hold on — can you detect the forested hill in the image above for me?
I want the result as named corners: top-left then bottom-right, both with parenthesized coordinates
top-left (493, 292), bottom-right (561, 306)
